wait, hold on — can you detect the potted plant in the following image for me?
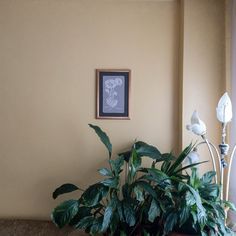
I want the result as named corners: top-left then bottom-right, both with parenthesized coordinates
top-left (51, 125), bottom-right (235, 236)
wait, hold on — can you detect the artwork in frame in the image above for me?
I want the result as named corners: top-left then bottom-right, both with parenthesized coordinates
top-left (96, 69), bottom-right (131, 119)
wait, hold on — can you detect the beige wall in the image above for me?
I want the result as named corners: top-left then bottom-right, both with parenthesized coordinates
top-left (0, 0), bottom-right (227, 220)
top-left (0, 0), bottom-right (180, 219)
top-left (181, 0), bottom-right (225, 175)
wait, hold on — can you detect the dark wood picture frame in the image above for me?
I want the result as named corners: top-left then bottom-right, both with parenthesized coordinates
top-left (96, 69), bottom-right (131, 119)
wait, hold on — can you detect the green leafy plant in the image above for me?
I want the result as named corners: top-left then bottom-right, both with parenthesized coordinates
top-left (162, 168), bottom-right (236, 236)
top-left (51, 124), bottom-right (235, 236)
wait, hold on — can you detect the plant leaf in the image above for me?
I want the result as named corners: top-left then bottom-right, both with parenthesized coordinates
top-left (101, 198), bottom-right (116, 232)
top-left (135, 141), bottom-right (162, 160)
top-left (89, 124), bottom-right (112, 157)
top-left (123, 201), bottom-right (136, 226)
top-left (201, 171), bottom-right (216, 184)
top-left (52, 183), bottom-right (80, 199)
top-left (179, 206), bottom-right (190, 227)
top-left (69, 206), bottom-right (91, 226)
top-left (51, 200), bottom-right (79, 228)
top-left (109, 156), bottom-right (124, 176)
top-left (81, 183), bottom-right (108, 207)
top-left (98, 168), bottom-right (113, 177)
top-left (167, 143), bottom-right (193, 176)
top-left (164, 212), bottom-right (178, 234)
top-left (75, 216), bottom-right (94, 230)
top-left (174, 161), bottom-right (208, 174)
top-left (90, 217), bottom-right (103, 235)
top-left (101, 177), bottom-right (119, 189)
top-left (134, 186), bottom-right (144, 202)
top-left (148, 199), bottom-right (160, 223)
top-left (135, 181), bottom-right (157, 199)
top-left (223, 200), bottom-right (236, 212)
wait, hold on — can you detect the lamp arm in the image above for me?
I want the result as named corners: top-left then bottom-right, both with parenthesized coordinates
top-left (225, 144), bottom-right (236, 201)
top-left (196, 137), bottom-right (221, 184)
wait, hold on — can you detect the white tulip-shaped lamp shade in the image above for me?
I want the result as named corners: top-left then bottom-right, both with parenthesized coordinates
top-left (186, 111), bottom-right (207, 136)
top-left (216, 92), bottom-right (233, 124)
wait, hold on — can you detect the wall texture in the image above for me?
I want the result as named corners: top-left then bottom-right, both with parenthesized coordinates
top-left (0, 0), bottom-right (180, 219)
top-left (0, 0), bottom-right (228, 221)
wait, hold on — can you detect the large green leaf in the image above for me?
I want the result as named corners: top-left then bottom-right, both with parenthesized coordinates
top-left (135, 141), bottom-right (162, 160)
top-left (52, 183), bottom-right (80, 199)
top-left (164, 212), bottom-right (178, 234)
top-left (75, 216), bottom-right (94, 230)
top-left (81, 183), bottom-right (108, 207)
top-left (185, 191), bottom-right (196, 206)
top-left (90, 217), bottom-right (103, 235)
top-left (134, 185), bottom-right (144, 202)
top-left (101, 198), bottom-right (116, 231)
top-left (179, 206), bottom-right (190, 227)
top-left (51, 200), bottom-right (79, 228)
top-left (123, 201), bottom-right (136, 226)
top-left (201, 171), bottom-right (216, 184)
top-left (89, 124), bottom-right (112, 157)
top-left (148, 199), bottom-right (160, 223)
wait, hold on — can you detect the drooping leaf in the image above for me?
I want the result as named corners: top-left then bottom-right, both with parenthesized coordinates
top-left (179, 206), bottom-right (190, 227)
top-left (148, 199), bottom-right (160, 223)
top-left (89, 216), bottom-right (103, 235)
top-left (51, 200), bottom-right (79, 228)
top-left (123, 201), bottom-right (136, 226)
top-left (98, 168), bottom-right (113, 177)
top-left (185, 191), bottom-right (196, 206)
top-left (200, 184), bottom-right (219, 199)
top-left (101, 198), bottom-right (116, 231)
top-left (164, 212), bottom-right (178, 234)
top-left (89, 124), bottom-right (112, 157)
top-left (52, 183), bottom-right (80, 199)
top-left (75, 216), bottom-right (94, 230)
top-left (134, 185), bottom-right (144, 202)
top-left (201, 171), bottom-right (216, 184)
top-left (81, 183), bottom-right (108, 207)
top-left (135, 141), bottom-right (162, 160)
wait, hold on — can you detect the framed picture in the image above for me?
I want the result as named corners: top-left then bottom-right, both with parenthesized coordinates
top-left (96, 69), bottom-right (131, 119)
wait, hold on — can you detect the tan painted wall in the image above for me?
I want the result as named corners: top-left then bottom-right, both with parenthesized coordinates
top-left (0, 0), bottom-right (227, 220)
top-left (0, 0), bottom-right (180, 219)
top-left (181, 0), bottom-right (225, 175)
